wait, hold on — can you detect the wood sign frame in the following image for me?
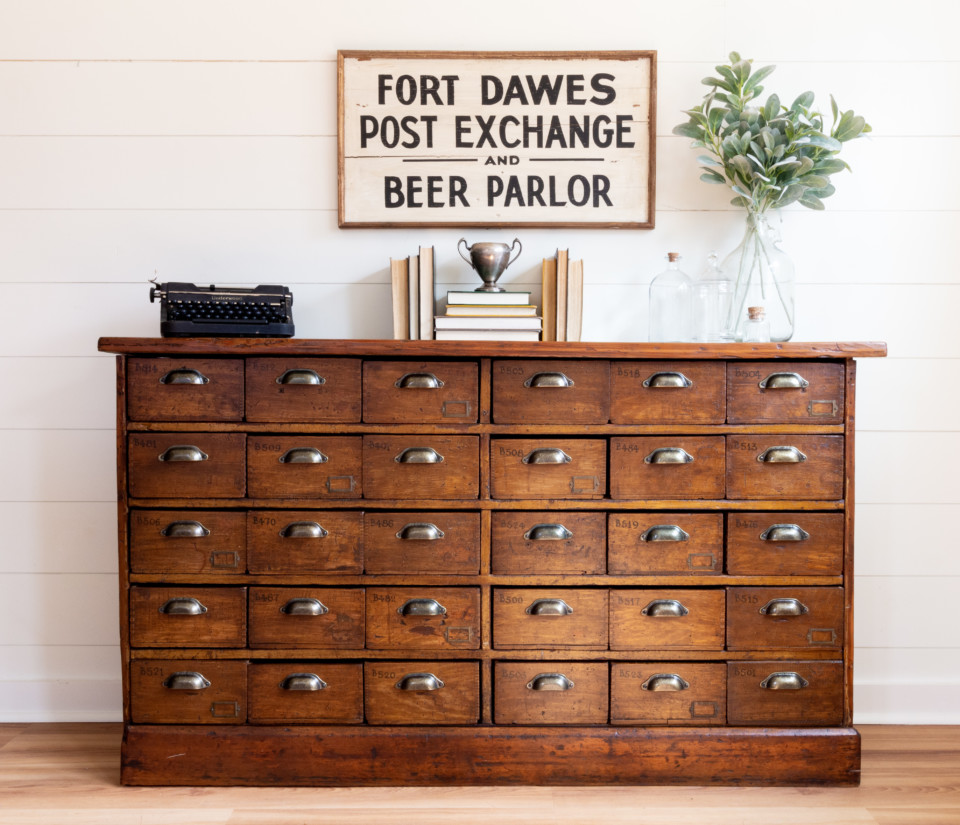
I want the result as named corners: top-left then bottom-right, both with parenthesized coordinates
top-left (338, 50), bottom-right (657, 229)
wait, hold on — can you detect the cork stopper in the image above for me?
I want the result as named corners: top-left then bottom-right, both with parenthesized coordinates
top-left (667, 252), bottom-right (681, 262)
top-left (747, 306), bottom-right (766, 320)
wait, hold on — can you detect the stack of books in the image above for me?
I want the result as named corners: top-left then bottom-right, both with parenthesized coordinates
top-left (435, 289), bottom-right (541, 341)
top-left (541, 248), bottom-right (584, 342)
top-left (390, 245), bottom-right (435, 340)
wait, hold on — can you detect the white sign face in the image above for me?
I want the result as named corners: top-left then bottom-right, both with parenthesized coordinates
top-left (338, 51), bottom-right (656, 228)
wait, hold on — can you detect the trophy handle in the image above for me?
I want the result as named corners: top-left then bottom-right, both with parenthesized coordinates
top-left (457, 238), bottom-right (474, 269)
top-left (508, 238), bottom-right (523, 266)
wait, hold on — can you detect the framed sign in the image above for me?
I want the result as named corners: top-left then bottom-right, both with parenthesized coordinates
top-left (338, 50), bottom-right (656, 228)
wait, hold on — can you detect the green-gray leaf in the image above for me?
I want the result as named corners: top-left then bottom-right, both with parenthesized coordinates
top-left (673, 122), bottom-right (705, 139)
top-left (700, 170), bottom-right (727, 184)
top-left (799, 193), bottom-right (825, 210)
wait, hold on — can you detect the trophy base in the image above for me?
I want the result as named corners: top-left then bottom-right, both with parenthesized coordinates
top-left (474, 284), bottom-right (506, 293)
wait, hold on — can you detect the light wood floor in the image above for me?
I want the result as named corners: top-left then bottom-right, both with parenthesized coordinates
top-left (0, 724), bottom-right (958, 824)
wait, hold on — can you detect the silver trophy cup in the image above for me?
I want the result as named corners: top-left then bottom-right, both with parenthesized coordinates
top-left (457, 238), bottom-right (522, 292)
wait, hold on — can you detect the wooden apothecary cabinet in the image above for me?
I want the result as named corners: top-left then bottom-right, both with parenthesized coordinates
top-left (99, 338), bottom-right (885, 786)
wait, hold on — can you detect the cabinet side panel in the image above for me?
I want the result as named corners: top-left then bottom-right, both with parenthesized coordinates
top-left (843, 359), bottom-right (857, 726)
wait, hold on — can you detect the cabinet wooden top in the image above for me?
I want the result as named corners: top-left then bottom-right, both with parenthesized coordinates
top-left (98, 338), bottom-right (887, 359)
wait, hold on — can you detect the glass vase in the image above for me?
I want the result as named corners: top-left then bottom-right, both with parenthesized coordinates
top-left (723, 212), bottom-right (796, 342)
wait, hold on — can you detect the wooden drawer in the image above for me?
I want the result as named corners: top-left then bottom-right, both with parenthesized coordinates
top-left (727, 362), bottom-right (845, 424)
top-left (248, 588), bottom-right (365, 649)
top-left (363, 360), bottom-right (478, 423)
top-left (246, 510), bottom-right (363, 575)
top-left (365, 587), bottom-right (480, 650)
top-left (611, 662), bottom-right (726, 725)
top-left (247, 436), bottom-right (362, 499)
top-left (128, 433), bottom-right (246, 499)
top-left (247, 663), bottom-right (363, 724)
top-left (491, 511), bottom-right (606, 575)
top-left (726, 435), bottom-right (844, 500)
top-left (494, 661), bottom-right (608, 725)
top-left (363, 511), bottom-right (480, 575)
top-left (364, 661), bottom-right (480, 725)
top-left (490, 438), bottom-right (606, 500)
top-left (362, 436), bottom-right (479, 500)
top-left (127, 357), bottom-right (244, 422)
top-left (607, 513), bottom-right (723, 575)
top-left (491, 359), bottom-right (610, 424)
top-left (610, 436), bottom-right (725, 500)
top-left (130, 659), bottom-right (247, 724)
top-left (610, 361), bottom-right (725, 424)
top-left (493, 588), bottom-right (608, 649)
top-left (727, 587), bottom-right (844, 650)
top-left (245, 358), bottom-right (361, 423)
top-left (609, 589), bottom-right (725, 650)
top-left (129, 509), bottom-right (246, 575)
top-left (129, 586), bottom-right (246, 648)
top-left (726, 512), bottom-right (844, 576)
top-left (727, 660), bottom-right (844, 726)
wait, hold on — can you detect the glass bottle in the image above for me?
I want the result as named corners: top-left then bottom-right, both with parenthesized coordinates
top-left (742, 306), bottom-right (771, 343)
top-left (648, 252), bottom-right (692, 342)
top-left (692, 252), bottom-right (734, 343)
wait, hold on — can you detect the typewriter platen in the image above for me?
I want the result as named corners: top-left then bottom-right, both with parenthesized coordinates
top-left (150, 281), bottom-right (295, 338)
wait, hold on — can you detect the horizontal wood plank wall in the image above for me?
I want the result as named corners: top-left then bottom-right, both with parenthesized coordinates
top-left (0, 0), bottom-right (956, 722)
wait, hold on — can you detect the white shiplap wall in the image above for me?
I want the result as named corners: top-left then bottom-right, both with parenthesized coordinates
top-left (1, 0), bottom-right (957, 723)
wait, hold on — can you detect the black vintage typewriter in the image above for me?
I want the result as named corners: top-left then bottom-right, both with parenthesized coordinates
top-left (149, 281), bottom-right (295, 338)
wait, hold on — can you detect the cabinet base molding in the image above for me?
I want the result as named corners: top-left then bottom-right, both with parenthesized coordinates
top-left (121, 725), bottom-right (861, 786)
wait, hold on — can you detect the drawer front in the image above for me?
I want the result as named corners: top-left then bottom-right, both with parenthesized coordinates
top-left (246, 510), bottom-right (363, 575)
top-left (128, 433), bottom-right (246, 499)
top-left (248, 588), bottom-right (365, 649)
top-left (611, 662), bottom-right (726, 725)
top-left (363, 436), bottom-right (479, 500)
top-left (493, 588), bottom-right (608, 649)
top-left (491, 511), bottom-right (606, 575)
top-left (247, 663), bottom-right (363, 724)
top-left (247, 436), bottom-right (362, 499)
top-left (245, 358), bottom-right (361, 423)
top-left (130, 509), bottom-right (246, 575)
top-left (726, 435), bottom-right (844, 500)
top-left (726, 512), bottom-right (844, 576)
top-left (494, 661), bottom-right (608, 725)
top-left (364, 661), bottom-right (480, 725)
top-left (365, 587), bottom-right (480, 650)
top-left (364, 511), bottom-right (480, 575)
top-left (363, 360), bottom-right (479, 423)
top-left (727, 362), bottom-right (845, 424)
top-left (727, 587), bottom-right (844, 650)
top-left (607, 513), bottom-right (723, 575)
top-left (130, 659), bottom-right (247, 724)
top-left (727, 660), bottom-right (844, 725)
top-left (609, 589), bottom-right (725, 650)
top-left (129, 586), bottom-right (246, 648)
top-left (610, 436), bottom-right (725, 500)
top-left (127, 357), bottom-right (244, 422)
top-left (490, 438), bottom-right (606, 500)
top-left (491, 359), bottom-right (610, 424)
top-left (610, 361), bottom-right (725, 424)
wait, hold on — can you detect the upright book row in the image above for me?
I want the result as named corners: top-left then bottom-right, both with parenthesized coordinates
top-left (390, 245), bottom-right (435, 340)
top-left (542, 249), bottom-right (584, 342)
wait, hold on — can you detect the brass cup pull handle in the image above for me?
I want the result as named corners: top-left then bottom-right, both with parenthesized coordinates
top-left (760, 671), bottom-right (810, 690)
top-left (524, 524), bottom-right (573, 541)
top-left (159, 597), bottom-right (208, 616)
top-left (643, 371), bottom-right (692, 388)
top-left (160, 368), bottom-right (209, 385)
top-left (641, 599), bottom-right (689, 617)
top-left (276, 369), bottom-right (324, 386)
top-left (163, 671), bottom-right (211, 690)
top-left (395, 372), bottom-right (444, 389)
top-left (397, 598), bottom-right (447, 617)
top-left (641, 673), bottom-right (690, 692)
top-left (527, 673), bottom-right (575, 691)
top-left (279, 673), bottom-right (328, 691)
top-left (525, 598), bottom-right (574, 616)
top-left (279, 447), bottom-right (328, 464)
top-left (158, 445), bottom-right (208, 463)
top-left (760, 524), bottom-right (811, 542)
top-left (757, 446), bottom-right (807, 464)
top-left (396, 523), bottom-right (445, 541)
top-left (396, 672), bottom-right (445, 691)
top-left (280, 597), bottom-right (329, 616)
top-left (522, 448), bottom-right (572, 465)
top-left (644, 447), bottom-right (694, 465)
top-left (759, 372), bottom-right (810, 390)
top-left (279, 521), bottom-right (328, 539)
top-left (524, 372), bottom-right (575, 388)
top-left (395, 447), bottom-right (445, 464)
top-left (759, 598), bottom-right (809, 617)
top-left (161, 520), bottom-right (210, 538)
top-left (641, 524), bottom-right (690, 543)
